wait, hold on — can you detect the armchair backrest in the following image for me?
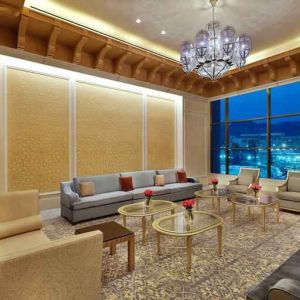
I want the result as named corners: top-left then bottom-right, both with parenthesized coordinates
top-left (238, 168), bottom-right (260, 186)
top-left (287, 171), bottom-right (300, 193)
top-left (0, 190), bottom-right (42, 239)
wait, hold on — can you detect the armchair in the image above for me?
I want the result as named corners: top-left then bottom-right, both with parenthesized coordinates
top-left (227, 168), bottom-right (260, 195)
top-left (277, 171), bottom-right (300, 212)
top-left (0, 190), bottom-right (103, 300)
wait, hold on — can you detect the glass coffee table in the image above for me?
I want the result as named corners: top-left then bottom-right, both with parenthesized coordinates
top-left (230, 193), bottom-right (280, 231)
top-left (152, 211), bottom-right (223, 272)
top-left (195, 186), bottom-right (234, 215)
top-left (118, 200), bottom-right (177, 244)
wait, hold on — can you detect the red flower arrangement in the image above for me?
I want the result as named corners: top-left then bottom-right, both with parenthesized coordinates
top-left (144, 190), bottom-right (154, 198)
top-left (250, 183), bottom-right (261, 197)
top-left (211, 178), bottom-right (219, 185)
top-left (182, 199), bottom-right (196, 209)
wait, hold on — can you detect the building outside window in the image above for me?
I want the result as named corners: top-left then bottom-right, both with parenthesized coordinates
top-left (211, 81), bottom-right (300, 179)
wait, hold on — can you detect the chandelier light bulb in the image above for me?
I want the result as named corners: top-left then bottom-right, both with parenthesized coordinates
top-left (180, 0), bottom-right (252, 80)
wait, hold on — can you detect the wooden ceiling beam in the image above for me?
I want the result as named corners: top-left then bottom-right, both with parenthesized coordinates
top-left (95, 39), bottom-right (112, 70)
top-left (229, 75), bottom-right (241, 90)
top-left (47, 26), bottom-right (61, 58)
top-left (217, 80), bottom-right (227, 93)
top-left (132, 57), bottom-right (149, 79)
top-left (73, 32), bottom-right (88, 64)
top-left (17, 10), bottom-right (29, 50)
top-left (244, 69), bottom-right (258, 87)
top-left (263, 63), bottom-right (276, 81)
top-left (185, 77), bottom-right (199, 92)
top-left (0, 1), bottom-right (20, 17)
top-left (174, 73), bottom-right (187, 89)
top-left (148, 63), bottom-right (164, 82)
top-left (114, 50), bottom-right (131, 74)
top-left (162, 68), bottom-right (178, 86)
top-left (285, 56), bottom-right (299, 76)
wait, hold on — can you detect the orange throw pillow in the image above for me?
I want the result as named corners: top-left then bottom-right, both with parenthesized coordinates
top-left (120, 176), bottom-right (134, 191)
top-left (177, 171), bottom-right (187, 183)
top-left (79, 182), bottom-right (95, 197)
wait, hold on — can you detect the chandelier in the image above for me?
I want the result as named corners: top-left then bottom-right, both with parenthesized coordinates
top-left (180, 0), bottom-right (252, 81)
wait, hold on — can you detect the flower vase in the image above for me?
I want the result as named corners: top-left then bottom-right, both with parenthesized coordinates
top-left (145, 196), bottom-right (151, 207)
top-left (213, 184), bottom-right (217, 192)
top-left (185, 208), bottom-right (194, 226)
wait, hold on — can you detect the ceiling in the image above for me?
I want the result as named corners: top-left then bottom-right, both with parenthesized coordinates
top-left (24, 0), bottom-right (300, 63)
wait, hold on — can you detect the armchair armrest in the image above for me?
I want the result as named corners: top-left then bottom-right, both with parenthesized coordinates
top-left (228, 177), bottom-right (238, 186)
top-left (187, 177), bottom-right (199, 183)
top-left (267, 278), bottom-right (300, 300)
top-left (0, 231), bottom-right (103, 300)
top-left (60, 182), bottom-right (80, 208)
top-left (277, 182), bottom-right (287, 193)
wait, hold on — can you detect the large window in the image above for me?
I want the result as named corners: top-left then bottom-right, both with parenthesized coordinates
top-left (211, 81), bottom-right (300, 179)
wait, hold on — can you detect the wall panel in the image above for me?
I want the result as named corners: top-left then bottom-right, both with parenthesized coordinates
top-left (76, 82), bottom-right (143, 176)
top-left (147, 96), bottom-right (175, 169)
top-left (7, 68), bottom-right (69, 192)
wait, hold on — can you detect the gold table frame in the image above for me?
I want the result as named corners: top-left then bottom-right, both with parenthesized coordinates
top-left (152, 211), bottom-right (223, 272)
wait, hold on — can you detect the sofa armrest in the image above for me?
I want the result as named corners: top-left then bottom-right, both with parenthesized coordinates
top-left (277, 182), bottom-right (287, 193)
top-left (60, 182), bottom-right (80, 208)
top-left (0, 230), bottom-right (103, 300)
top-left (187, 177), bottom-right (199, 183)
top-left (267, 278), bottom-right (300, 300)
top-left (228, 177), bottom-right (238, 185)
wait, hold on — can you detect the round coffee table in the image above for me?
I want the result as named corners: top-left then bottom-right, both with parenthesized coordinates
top-left (118, 200), bottom-right (177, 244)
top-left (152, 211), bottom-right (223, 272)
top-left (195, 186), bottom-right (234, 215)
top-left (230, 193), bottom-right (280, 231)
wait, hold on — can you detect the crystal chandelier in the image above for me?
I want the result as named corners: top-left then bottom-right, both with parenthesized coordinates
top-left (180, 0), bottom-right (252, 81)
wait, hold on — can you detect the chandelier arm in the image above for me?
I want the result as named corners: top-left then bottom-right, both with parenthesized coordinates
top-left (199, 65), bottom-right (213, 80)
top-left (214, 62), bottom-right (229, 79)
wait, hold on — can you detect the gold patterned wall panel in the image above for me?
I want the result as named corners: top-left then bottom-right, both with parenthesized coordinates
top-left (76, 82), bottom-right (143, 176)
top-left (7, 68), bottom-right (69, 193)
top-left (147, 97), bottom-right (175, 169)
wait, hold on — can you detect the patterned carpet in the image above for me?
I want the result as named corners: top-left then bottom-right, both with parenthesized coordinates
top-left (43, 199), bottom-right (300, 300)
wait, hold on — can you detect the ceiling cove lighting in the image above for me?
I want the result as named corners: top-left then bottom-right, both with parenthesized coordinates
top-left (180, 0), bottom-right (252, 81)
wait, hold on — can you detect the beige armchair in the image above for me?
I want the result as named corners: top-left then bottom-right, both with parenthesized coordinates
top-left (277, 171), bottom-right (300, 212)
top-left (0, 190), bottom-right (103, 300)
top-left (227, 168), bottom-right (260, 195)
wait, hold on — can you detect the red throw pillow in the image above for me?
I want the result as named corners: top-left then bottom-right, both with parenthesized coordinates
top-left (177, 171), bottom-right (187, 183)
top-left (119, 176), bottom-right (133, 191)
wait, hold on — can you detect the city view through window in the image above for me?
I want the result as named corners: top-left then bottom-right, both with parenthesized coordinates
top-left (211, 81), bottom-right (300, 179)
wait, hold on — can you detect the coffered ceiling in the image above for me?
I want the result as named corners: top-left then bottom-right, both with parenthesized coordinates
top-left (24, 0), bottom-right (300, 62)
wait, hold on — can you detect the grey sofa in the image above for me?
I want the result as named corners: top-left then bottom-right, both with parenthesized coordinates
top-left (246, 249), bottom-right (300, 300)
top-left (277, 171), bottom-right (300, 212)
top-left (60, 169), bottom-right (202, 224)
top-left (227, 167), bottom-right (260, 194)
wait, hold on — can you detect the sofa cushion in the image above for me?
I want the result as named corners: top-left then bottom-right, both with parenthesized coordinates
top-left (79, 182), bottom-right (95, 197)
top-left (73, 191), bottom-right (133, 210)
top-left (120, 170), bottom-right (156, 189)
top-left (238, 169), bottom-right (255, 186)
top-left (165, 182), bottom-right (202, 193)
top-left (155, 175), bottom-right (165, 186)
top-left (157, 169), bottom-right (182, 184)
top-left (132, 186), bottom-right (171, 200)
top-left (227, 184), bottom-right (249, 194)
top-left (288, 175), bottom-right (300, 193)
top-left (73, 174), bottom-right (120, 195)
top-left (0, 230), bottom-right (49, 257)
top-left (177, 171), bottom-right (187, 183)
top-left (119, 176), bottom-right (134, 191)
top-left (278, 192), bottom-right (300, 202)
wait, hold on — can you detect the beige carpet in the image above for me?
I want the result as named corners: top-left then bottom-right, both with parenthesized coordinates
top-left (43, 199), bottom-right (300, 300)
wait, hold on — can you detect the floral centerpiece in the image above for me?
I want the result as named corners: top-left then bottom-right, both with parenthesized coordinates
top-left (211, 177), bottom-right (219, 192)
top-left (250, 183), bottom-right (261, 197)
top-left (144, 189), bottom-right (154, 207)
top-left (182, 199), bottom-right (196, 224)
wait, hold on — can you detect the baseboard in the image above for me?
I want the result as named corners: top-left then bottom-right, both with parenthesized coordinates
top-left (40, 192), bottom-right (60, 210)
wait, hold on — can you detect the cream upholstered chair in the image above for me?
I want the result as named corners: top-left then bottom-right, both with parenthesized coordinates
top-left (0, 190), bottom-right (103, 300)
top-left (277, 171), bottom-right (300, 212)
top-left (227, 168), bottom-right (260, 194)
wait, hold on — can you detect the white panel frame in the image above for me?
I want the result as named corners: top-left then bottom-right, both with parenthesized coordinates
top-left (0, 54), bottom-right (184, 194)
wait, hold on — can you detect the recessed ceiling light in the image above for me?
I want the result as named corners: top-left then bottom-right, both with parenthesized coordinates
top-left (136, 18), bottom-right (141, 24)
top-left (161, 30), bottom-right (166, 35)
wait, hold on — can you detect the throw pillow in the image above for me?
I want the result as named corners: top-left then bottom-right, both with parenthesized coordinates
top-left (155, 175), bottom-right (165, 186)
top-left (79, 182), bottom-right (95, 197)
top-left (120, 176), bottom-right (134, 191)
top-left (177, 171), bottom-right (187, 183)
